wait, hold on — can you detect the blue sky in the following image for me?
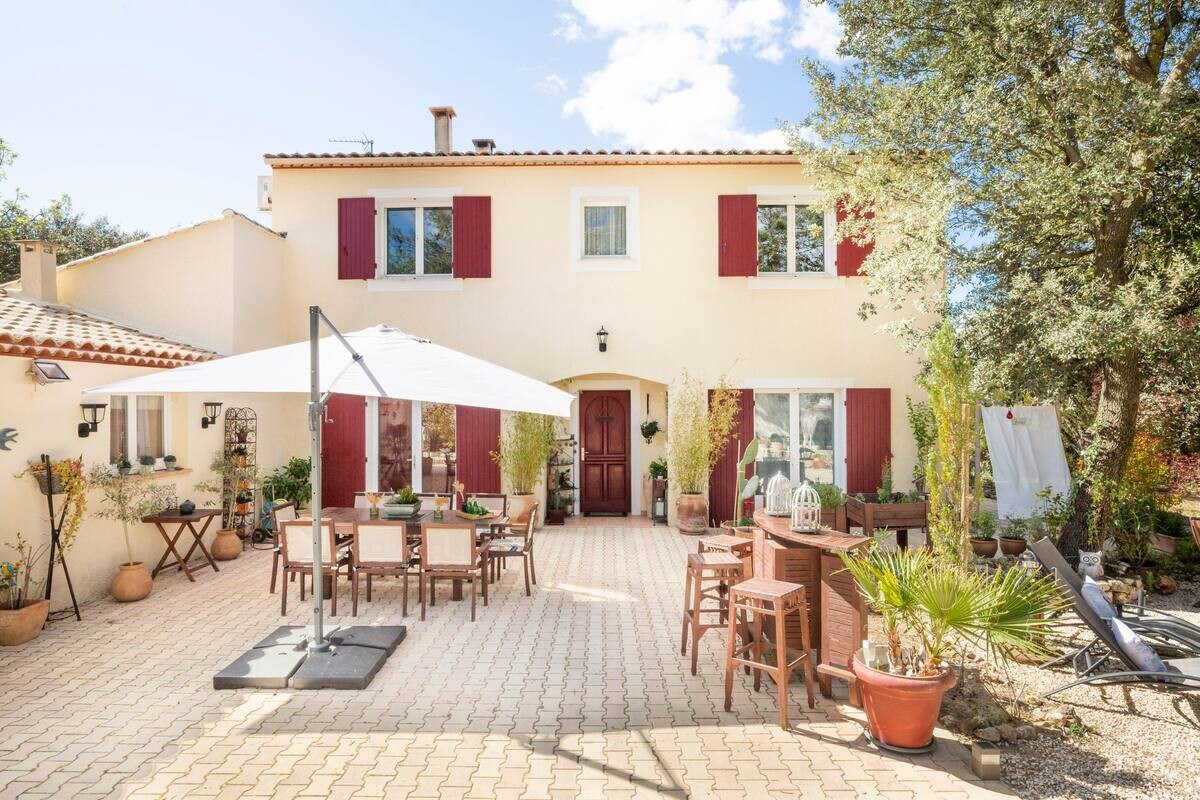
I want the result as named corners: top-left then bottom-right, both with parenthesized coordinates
top-left (0, 1), bottom-right (842, 234)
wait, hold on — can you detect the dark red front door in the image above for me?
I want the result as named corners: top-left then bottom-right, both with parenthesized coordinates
top-left (580, 390), bottom-right (630, 514)
top-left (321, 393), bottom-right (366, 508)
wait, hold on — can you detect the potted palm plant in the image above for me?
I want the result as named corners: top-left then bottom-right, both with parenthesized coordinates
top-left (838, 548), bottom-right (1065, 751)
top-left (491, 412), bottom-right (557, 526)
top-left (88, 465), bottom-right (174, 602)
top-left (667, 373), bottom-right (739, 534)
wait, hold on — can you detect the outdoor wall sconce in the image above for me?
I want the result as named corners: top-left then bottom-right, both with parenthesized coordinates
top-left (78, 403), bottom-right (107, 438)
top-left (201, 401), bottom-right (223, 429)
top-left (596, 326), bottom-right (608, 353)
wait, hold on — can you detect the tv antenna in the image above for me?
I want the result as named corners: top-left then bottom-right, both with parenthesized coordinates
top-left (328, 133), bottom-right (374, 154)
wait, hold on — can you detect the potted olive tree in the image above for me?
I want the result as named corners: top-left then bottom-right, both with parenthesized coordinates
top-left (491, 412), bottom-right (557, 526)
top-left (839, 548), bottom-right (1065, 750)
top-left (88, 465), bottom-right (174, 602)
top-left (667, 372), bottom-right (739, 534)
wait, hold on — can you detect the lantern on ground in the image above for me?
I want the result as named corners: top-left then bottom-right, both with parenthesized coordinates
top-left (765, 472), bottom-right (792, 516)
top-left (791, 481), bottom-right (821, 532)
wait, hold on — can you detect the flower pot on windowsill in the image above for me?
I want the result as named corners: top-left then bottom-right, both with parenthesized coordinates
top-left (970, 537), bottom-right (998, 558)
top-left (0, 599), bottom-right (50, 646)
top-left (212, 530), bottom-right (242, 560)
top-left (998, 537), bottom-right (1027, 557)
top-left (851, 654), bottom-right (956, 750)
top-left (111, 563), bottom-right (153, 602)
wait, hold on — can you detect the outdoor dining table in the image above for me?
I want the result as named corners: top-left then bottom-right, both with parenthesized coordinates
top-left (322, 507), bottom-right (509, 600)
top-left (142, 508), bottom-right (223, 581)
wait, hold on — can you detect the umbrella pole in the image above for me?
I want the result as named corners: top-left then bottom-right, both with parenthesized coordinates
top-left (308, 305), bottom-right (329, 653)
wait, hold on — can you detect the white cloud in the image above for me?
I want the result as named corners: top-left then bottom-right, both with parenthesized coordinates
top-left (559, 0), bottom-right (800, 149)
top-left (553, 12), bottom-right (584, 42)
top-left (789, 2), bottom-right (846, 63)
top-left (538, 74), bottom-right (569, 95)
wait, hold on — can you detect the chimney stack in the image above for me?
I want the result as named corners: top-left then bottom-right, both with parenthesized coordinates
top-left (472, 138), bottom-right (496, 155)
top-left (429, 106), bottom-right (456, 154)
top-left (13, 240), bottom-right (60, 303)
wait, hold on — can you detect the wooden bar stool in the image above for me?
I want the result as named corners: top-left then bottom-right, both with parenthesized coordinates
top-left (723, 577), bottom-right (817, 728)
top-left (681, 552), bottom-right (744, 676)
top-left (699, 534), bottom-right (753, 580)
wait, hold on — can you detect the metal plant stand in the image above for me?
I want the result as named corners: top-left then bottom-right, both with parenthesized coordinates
top-left (37, 453), bottom-right (81, 622)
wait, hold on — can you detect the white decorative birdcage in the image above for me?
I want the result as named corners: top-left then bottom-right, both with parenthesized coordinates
top-left (790, 481), bottom-right (821, 532)
top-left (765, 472), bottom-right (792, 516)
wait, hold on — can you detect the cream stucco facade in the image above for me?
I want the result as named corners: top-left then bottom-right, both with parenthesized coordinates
top-left (2, 143), bottom-right (932, 611)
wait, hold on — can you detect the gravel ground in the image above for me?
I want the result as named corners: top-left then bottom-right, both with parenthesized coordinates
top-left (896, 579), bottom-right (1200, 800)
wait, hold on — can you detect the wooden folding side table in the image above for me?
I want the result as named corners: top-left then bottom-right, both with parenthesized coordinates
top-left (143, 508), bottom-right (223, 581)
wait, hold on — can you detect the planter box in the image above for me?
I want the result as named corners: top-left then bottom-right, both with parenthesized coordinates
top-left (845, 496), bottom-right (928, 531)
top-left (1150, 532), bottom-right (1185, 555)
top-left (821, 505), bottom-right (848, 533)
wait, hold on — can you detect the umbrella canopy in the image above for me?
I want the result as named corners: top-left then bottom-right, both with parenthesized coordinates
top-left (85, 324), bottom-right (573, 417)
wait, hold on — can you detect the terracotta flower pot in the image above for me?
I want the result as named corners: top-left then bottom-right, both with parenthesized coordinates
top-left (851, 654), bottom-right (956, 750)
top-left (508, 494), bottom-right (537, 527)
top-left (970, 538), bottom-right (998, 558)
top-left (0, 599), bottom-right (50, 645)
top-left (676, 493), bottom-right (709, 534)
top-left (212, 529), bottom-right (242, 560)
top-left (998, 537), bottom-right (1027, 557)
top-left (111, 563), bottom-right (153, 602)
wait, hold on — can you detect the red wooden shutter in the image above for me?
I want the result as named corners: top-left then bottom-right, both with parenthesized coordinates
top-left (836, 201), bottom-right (875, 277)
top-left (452, 196), bottom-right (491, 278)
top-left (846, 388), bottom-right (891, 495)
top-left (337, 197), bottom-right (375, 280)
top-left (455, 405), bottom-right (501, 493)
top-left (321, 393), bottom-right (366, 507)
top-left (707, 389), bottom-right (755, 526)
top-left (718, 194), bottom-right (758, 277)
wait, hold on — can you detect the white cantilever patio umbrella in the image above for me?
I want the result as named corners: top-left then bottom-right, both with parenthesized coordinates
top-left (86, 307), bottom-right (573, 654)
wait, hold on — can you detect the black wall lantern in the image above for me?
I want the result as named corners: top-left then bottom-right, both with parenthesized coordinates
top-left (596, 326), bottom-right (608, 353)
top-left (201, 401), bottom-right (223, 429)
top-left (78, 403), bottom-right (107, 438)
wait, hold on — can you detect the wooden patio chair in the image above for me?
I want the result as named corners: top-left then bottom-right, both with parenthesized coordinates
top-left (269, 501), bottom-right (297, 593)
top-left (280, 519), bottom-right (350, 616)
top-left (487, 502), bottom-right (539, 595)
top-left (468, 493), bottom-right (507, 516)
top-left (353, 492), bottom-right (372, 509)
top-left (416, 492), bottom-right (455, 510)
top-left (351, 519), bottom-right (420, 617)
top-left (420, 522), bottom-right (488, 622)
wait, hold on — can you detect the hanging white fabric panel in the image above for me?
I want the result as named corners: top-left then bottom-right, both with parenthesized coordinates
top-left (981, 405), bottom-right (1072, 520)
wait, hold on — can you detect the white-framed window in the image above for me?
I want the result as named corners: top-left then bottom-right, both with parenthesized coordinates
top-left (374, 195), bottom-right (454, 279)
top-left (753, 389), bottom-right (844, 489)
top-left (756, 198), bottom-right (835, 276)
top-left (108, 394), bottom-right (171, 467)
top-left (570, 187), bottom-right (639, 271)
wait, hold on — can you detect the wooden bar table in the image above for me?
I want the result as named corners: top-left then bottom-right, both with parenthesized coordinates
top-left (751, 508), bottom-right (871, 704)
top-left (143, 508), bottom-right (223, 581)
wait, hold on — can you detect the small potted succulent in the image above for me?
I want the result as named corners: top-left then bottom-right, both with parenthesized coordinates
top-left (970, 511), bottom-right (998, 558)
top-left (116, 456), bottom-right (132, 477)
top-left (163, 454), bottom-right (178, 471)
top-left (138, 455), bottom-right (156, 476)
top-left (383, 486), bottom-right (422, 518)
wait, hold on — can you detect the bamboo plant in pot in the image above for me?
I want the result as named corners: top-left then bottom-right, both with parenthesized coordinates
top-left (667, 372), bottom-right (740, 534)
top-left (838, 547), bottom-right (1065, 751)
top-left (196, 452), bottom-right (259, 561)
top-left (491, 412), bottom-right (557, 527)
top-left (88, 465), bottom-right (174, 602)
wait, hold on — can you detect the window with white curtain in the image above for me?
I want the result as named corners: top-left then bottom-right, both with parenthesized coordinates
top-left (583, 205), bottom-right (627, 256)
top-left (570, 187), bottom-right (639, 271)
top-left (108, 394), bottom-right (169, 465)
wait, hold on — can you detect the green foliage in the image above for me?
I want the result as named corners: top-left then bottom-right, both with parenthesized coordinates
top-left (262, 457), bottom-right (312, 508)
top-left (971, 511), bottom-right (997, 540)
top-left (729, 439), bottom-right (761, 523)
top-left (195, 452), bottom-right (260, 530)
top-left (390, 486), bottom-right (419, 504)
top-left (907, 396), bottom-right (936, 485)
top-left (492, 412), bottom-right (556, 494)
top-left (839, 547), bottom-right (1067, 675)
top-left (813, 481), bottom-right (846, 510)
top-left (649, 457), bottom-right (668, 479)
top-left (461, 498), bottom-right (490, 516)
top-left (795, 1), bottom-right (1200, 556)
top-left (88, 464), bottom-right (174, 565)
top-left (921, 322), bottom-right (980, 565)
top-left (640, 419), bottom-right (660, 443)
top-left (667, 372), bottom-right (740, 494)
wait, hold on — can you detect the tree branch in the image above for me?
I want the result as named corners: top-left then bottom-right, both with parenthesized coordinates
top-left (1110, 0), bottom-right (1159, 84)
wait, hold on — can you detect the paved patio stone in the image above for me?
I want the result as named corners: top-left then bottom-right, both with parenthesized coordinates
top-left (0, 518), bottom-right (1010, 798)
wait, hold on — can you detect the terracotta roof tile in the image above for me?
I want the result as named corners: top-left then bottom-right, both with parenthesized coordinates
top-left (264, 148), bottom-right (795, 159)
top-left (0, 290), bottom-right (216, 369)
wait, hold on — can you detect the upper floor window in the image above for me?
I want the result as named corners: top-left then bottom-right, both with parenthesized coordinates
top-left (384, 205), bottom-right (453, 277)
top-left (570, 187), bottom-right (639, 271)
top-left (757, 201), bottom-right (831, 275)
top-left (109, 394), bottom-right (169, 466)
